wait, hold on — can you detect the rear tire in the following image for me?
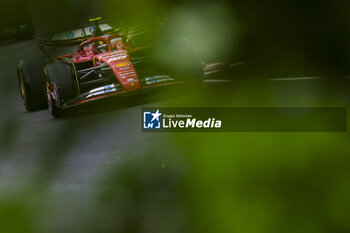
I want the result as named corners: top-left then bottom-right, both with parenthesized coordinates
top-left (45, 61), bottom-right (77, 118)
top-left (17, 57), bottom-right (48, 111)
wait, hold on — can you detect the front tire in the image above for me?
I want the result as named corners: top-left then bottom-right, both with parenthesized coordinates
top-left (45, 61), bottom-right (77, 118)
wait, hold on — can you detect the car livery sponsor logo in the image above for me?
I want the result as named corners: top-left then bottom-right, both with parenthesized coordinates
top-left (119, 71), bottom-right (136, 77)
top-left (143, 109), bottom-right (162, 129)
top-left (144, 75), bottom-right (174, 85)
top-left (121, 75), bottom-right (137, 79)
top-left (106, 56), bottom-right (128, 64)
top-left (86, 84), bottom-right (117, 98)
top-left (107, 55), bottom-right (128, 64)
top-left (65, 31), bottom-right (75, 39)
top-left (104, 85), bottom-right (113, 93)
top-left (97, 52), bottom-right (127, 64)
top-left (119, 66), bottom-right (130, 71)
top-left (115, 62), bottom-right (129, 68)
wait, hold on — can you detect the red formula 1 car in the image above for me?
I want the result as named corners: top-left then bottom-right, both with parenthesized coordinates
top-left (17, 18), bottom-right (200, 117)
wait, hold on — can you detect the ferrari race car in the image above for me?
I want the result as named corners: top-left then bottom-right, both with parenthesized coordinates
top-left (17, 18), bottom-right (201, 117)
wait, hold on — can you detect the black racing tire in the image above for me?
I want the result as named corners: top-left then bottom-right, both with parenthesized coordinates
top-left (45, 61), bottom-right (77, 118)
top-left (17, 57), bottom-right (49, 111)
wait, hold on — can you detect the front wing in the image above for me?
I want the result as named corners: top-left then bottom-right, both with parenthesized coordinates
top-left (58, 79), bottom-right (183, 109)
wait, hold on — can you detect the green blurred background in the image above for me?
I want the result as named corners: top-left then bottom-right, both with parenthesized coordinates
top-left (1, 0), bottom-right (350, 233)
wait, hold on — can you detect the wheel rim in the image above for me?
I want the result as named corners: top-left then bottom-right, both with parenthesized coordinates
top-left (46, 79), bottom-right (53, 113)
top-left (18, 68), bottom-right (27, 104)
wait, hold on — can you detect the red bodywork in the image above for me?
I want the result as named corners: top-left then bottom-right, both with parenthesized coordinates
top-left (73, 34), bottom-right (140, 91)
top-left (57, 34), bottom-right (177, 108)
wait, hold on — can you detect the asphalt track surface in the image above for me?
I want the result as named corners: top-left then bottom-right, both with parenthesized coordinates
top-left (1, 39), bottom-right (350, 226)
top-left (1, 39), bottom-right (350, 181)
top-left (0, 39), bottom-right (191, 197)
